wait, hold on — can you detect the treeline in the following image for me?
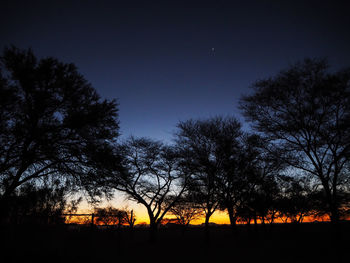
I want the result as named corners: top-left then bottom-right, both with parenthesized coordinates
top-left (1, 47), bottom-right (349, 237)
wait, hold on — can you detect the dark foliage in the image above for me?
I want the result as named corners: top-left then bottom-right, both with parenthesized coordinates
top-left (108, 136), bottom-right (188, 240)
top-left (175, 117), bottom-right (242, 228)
top-left (240, 58), bottom-right (350, 222)
top-left (4, 179), bottom-right (81, 225)
top-left (0, 47), bottom-right (120, 219)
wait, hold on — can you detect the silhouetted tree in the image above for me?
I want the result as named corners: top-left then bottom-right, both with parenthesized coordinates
top-left (95, 206), bottom-right (126, 228)
top-left (109, 137), bottom-right (188, 241)
top-left (244, 174), bottom-right (281, 225)
top-left (123, 208), bottom-right (136, 229)
top-left (7, 178), bottom-right (76, 225)
top-left (276, 176), bottom-right (316, 223)
top-left (228, 134), bottom-right (283, 226)
top-left (167, 194), bottom-right (203, 227)
top-left (220, 134), bottom-right (261, 227)
top-left (175, 117), bottom-right (283, 229)
top-left (0, 46), bottom-right (120, 220)
top-left (240, 58), bottom-right (350, 223)
top-left (175, 117), bottom-right (240, 230)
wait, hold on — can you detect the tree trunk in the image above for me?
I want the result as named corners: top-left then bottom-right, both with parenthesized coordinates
top-left (329, 204), bottom-right (340, 224)
top-left (227, 206), bottom-right (237, 230)
top-left (0, 195), bottom-right (13, 224)
top-left (204, 212), bottom-right (212, 241)
top-left (204, 212), bottom-right (211, 229)
top-left (253, 212), bottom-right (257, 225)
top-left (269, 216), bottom-right (274, 225)
top-left (321, 179), bottom-right (340, 224)
top-left (149, 220), bottom-right (159, 242)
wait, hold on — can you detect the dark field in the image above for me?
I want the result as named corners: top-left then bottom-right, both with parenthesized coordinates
top-left (3, 222), bottom-right (349, 263)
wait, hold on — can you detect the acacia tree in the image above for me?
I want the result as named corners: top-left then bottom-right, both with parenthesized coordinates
top-left (110, 137), bottom-right (187, 240)
top-left (0, 46), bottom-right (120, 218)
top-left (94, 206), bottom-right (126, 227)
top-left (276, 176), bottom-right (316, 223)
top-left (8, 179), bottom-right (72, 225)
top-left (240, 58), bottom-right (350, 223)
top-left (175, 117), bottom-right (242, 229)
top-left (167, 194), bottom-right (203, 227)
top-left (236, 134), bottom-right (286, 226)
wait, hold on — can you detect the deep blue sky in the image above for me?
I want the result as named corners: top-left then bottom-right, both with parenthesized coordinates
top-left (1, 0), bottom-right (350, 142)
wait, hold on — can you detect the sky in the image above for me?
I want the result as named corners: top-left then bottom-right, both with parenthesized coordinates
top-left (1, 0), bottom-right (350, 223)
top-left (2, 0), bottom-right (350, 143)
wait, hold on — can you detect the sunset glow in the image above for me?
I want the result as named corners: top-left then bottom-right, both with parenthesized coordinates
top-left (64, 209), bottom-right (331, 226)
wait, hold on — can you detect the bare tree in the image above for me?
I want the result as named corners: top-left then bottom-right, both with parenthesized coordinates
top-left (94, 206), bottom-right (126, 227)
top-left (109, 137), bottom-right (187, 240)
top-left (167, 194), bottom-right (203, 227)
top-left (240, 58), bottom-right (350, 223)
top-left (123, 208), bottom-right (136, 229)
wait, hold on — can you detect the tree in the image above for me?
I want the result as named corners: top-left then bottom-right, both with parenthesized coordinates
top-left (109, 137), bottom-right (187, 240)
top-left (175, 116), bottom-right (242, 229)
top-left (94, 206), bottom-right (126, 227)
top-left (217, 133), bottom-right (283, 227)
top-left (0, 46), bottom-right (120, 219)
top-left (241, 174), bottom-right (281, 226)
top-left (276, 176), bottom-right (316, 223)
top-left (217, 133), bottom-right (258, 227)
top-left (240, 58), bottom-right (350, 223)
top-left (6, 178), bottom-right (79, 225)
top-left (167, 194), bottom-right (203, 227)
top-left (123, 208), bottom-right (136, 229)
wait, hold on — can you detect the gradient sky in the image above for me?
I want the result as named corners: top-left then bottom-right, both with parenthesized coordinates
top-left (2, 0), bottom-right (350, 143)
top-left (1, 0), bottom-right (350, 222)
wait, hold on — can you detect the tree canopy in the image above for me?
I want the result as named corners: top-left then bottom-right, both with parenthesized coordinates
top-left (240, 58), bottom-right (350, 222)
top-left (0, 46), bottom-right (120, 214)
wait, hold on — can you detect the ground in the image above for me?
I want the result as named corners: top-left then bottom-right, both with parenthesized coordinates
top-left (2, 222), bottom-right (349, 263)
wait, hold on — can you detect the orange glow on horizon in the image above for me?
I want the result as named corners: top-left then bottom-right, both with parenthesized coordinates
top-left (64, 209), bottom-right (333, 226)
top-left (66, 198), bottom-right (347, 226)
top-left (71, 199), bottom-right (334, 226)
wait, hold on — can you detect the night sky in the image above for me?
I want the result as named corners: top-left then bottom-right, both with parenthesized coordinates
top-left (1, 0), bottom-right (350, 142)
